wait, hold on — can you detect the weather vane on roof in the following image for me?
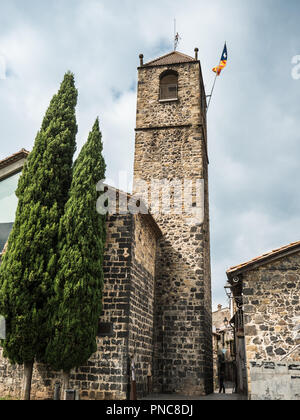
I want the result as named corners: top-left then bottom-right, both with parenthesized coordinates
top-left (174, 19), bottom-right (181, 51)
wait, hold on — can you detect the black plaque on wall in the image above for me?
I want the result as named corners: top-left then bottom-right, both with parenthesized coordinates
top-left (97, 322), bottom-right (114, 337)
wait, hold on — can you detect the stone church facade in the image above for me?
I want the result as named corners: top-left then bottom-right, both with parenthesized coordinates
top-left (0, 50), bottom-right (213, 400)
top-left (1, 208), bottom-right (162, 400)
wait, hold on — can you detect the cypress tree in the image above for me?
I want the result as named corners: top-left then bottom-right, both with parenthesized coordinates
top-left (0, 72), bottom-right (78, 400)
top-left (45, 118), bottom-right (106, 391)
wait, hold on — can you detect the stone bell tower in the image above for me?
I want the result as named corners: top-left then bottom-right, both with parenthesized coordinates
top-left (133, 50), bottom-right (213, 395)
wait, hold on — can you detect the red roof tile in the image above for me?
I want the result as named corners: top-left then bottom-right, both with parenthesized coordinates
top-left (144, 51), bottom-right (197, 67)
top-left (0, 149), bottom-right (29, 170)
top-left (227, 241), bottom-right (300, 276)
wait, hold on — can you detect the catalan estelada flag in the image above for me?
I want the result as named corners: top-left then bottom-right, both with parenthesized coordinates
top-left (213, 43), bottom-right (228, 76)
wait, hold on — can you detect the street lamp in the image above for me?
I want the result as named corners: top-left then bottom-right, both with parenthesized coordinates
top-left (224, 282), bottom-right (232, 299)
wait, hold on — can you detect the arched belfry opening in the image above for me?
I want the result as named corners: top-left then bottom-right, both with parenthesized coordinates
top-left (159, 70), bottom-right (178, 100)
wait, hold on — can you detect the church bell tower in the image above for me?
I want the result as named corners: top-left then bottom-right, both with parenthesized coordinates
top-left (133, 49), bottom-right (213, 395)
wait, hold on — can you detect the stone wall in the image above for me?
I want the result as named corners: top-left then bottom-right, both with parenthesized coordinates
top-left (0, 213), bottom-right (159, 400)
top-left (135, 62), bottom-right (206, 129)
top-left (0, 157), bottom-right (27, 182)
top-left (134, 59), bottom-right (213, 395)
top-left (79, 214), bottom-right (133, 401)
top-left (250, 361), bottom-right (300, 400)
top-left (242, 252), bottom-right (300, 397)
top-left (0, 355), bottom-right (60, 400)
top-left (128, 215), bottom-right (159, 398)
top-left (212, 306), bottom-right (231, 331)
top-left (153, 220), bottom-right (212, 395)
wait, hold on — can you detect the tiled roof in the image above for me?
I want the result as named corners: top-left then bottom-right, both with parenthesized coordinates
top-left (144, 51), bottom-right (197, 67)
top-left (227, 241), bottom-right (300, 276)
top-left (0, 149), bottom-right (29, 170)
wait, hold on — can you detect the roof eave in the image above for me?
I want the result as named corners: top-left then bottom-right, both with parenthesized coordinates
top-left (226, 243), bottom-right (300, 280)
top-left (143, 51), bottom-right (197, 67)
top-left (139, 60), bottom-right (199, 70)
top-left (0, 149), bottom-right (29, 170)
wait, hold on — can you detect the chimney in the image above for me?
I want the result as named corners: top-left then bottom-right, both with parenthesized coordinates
top-left (139, 54), bottom-right (144, 66)
top-left (218, 304), bottom-right (222, 312)
top-left (194, 48), bottom-right (199, 60)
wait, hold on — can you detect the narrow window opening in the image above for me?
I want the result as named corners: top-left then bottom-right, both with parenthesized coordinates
top-left (160, 71), bottom-right (178, 101)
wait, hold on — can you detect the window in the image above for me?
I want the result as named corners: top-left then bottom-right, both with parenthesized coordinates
top-left (0, 172), bottom-right (20, 223)
top-left (160, 70), bottom-right (178, 101)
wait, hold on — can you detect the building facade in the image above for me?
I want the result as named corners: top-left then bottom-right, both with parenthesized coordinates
top-left (0, 49), bottom-right (213, 399)
top-left (134, 50), bottom-right (213, 395)
top-left (0, 204), bottom-right (161, 400)
top-left (212, 305), bottom-right (235, 391)
top-left (0, 150), bottom-right (29, 256)
top-left (227, 242), bottom-right (300, 400)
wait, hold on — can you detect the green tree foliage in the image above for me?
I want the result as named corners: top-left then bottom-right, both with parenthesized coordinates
top-left (45, 118), bottom-right (106, 373)
top-left (0, 72), bottom-right (78, 366)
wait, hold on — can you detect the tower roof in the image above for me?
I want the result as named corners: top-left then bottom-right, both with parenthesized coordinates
top-left (144, 51), bottom-right (197, 67)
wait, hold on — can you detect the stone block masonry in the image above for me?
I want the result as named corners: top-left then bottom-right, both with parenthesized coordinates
top-left (242, 252), bottom-right (300, 397)
top-left (128, 215), bottom-right (159, 397)
top-left (134, 56), bottom-right (213, 395)
top-left (0, 50), bottom-right (214, 399)
top-left (250, 361), bottom-right (300, 400)
top-left (0, 212), bottom-right (160, 400)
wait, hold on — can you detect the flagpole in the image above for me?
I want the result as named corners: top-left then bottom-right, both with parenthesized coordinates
top-left (207, 72), bottom-right (218, 111)
top-left (207, 41), bottom-right (227, 112)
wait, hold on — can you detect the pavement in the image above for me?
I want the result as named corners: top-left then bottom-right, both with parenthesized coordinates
top-left (142, 389), bottom-right (247, 401)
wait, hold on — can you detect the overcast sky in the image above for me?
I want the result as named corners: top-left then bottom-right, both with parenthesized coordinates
top-left (1, 0), bottom-right (300, 310)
